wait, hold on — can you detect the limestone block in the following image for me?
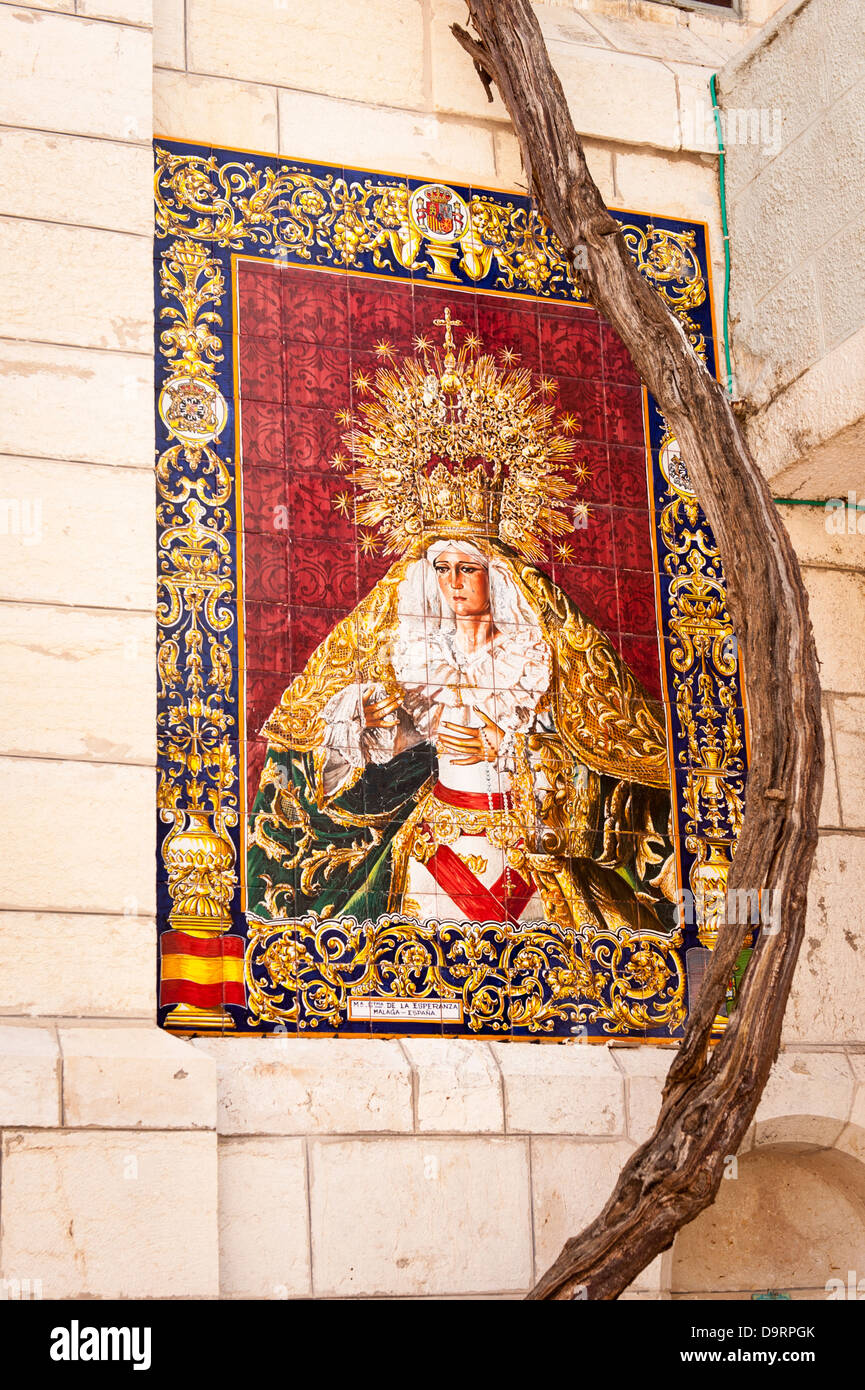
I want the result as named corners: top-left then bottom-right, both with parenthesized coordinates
top-left (754, 1049), bottom-right (855, 1148)
top-left (801, 567), bottom-right (865, 695)
top-left (718, 0), bottom-right (826, 201)
top-left (193, 1037), bottom-right (413, 1134)
top-left (729, 78), bottom-right (865, 307)
top-left (581, 10), bottom-right (724, 64)
top-left (0, 603), bottom-right (154, 764)
top-left (153, 0), bottom-right (185, 70)
top-left (429, 0), bottom-right (510, 123)
top-left (829, 696), bottom-right (865, 827)
top-left (187, 0), bottom-right (424, 110)
top-left (612, 147), bottom-right (721, 227)
top-left (0, 1129), bottom-right (218, 1298)
top-left (0, 130), bottom-right (152, 236)
top-left (60, 1025), bottom-right (216, 1129)
top-left (77, 0), bottom-right (152, 22)
top-left (154, 70), bottom-right (278, 152)
top-left (816, 213), bottom-right (865, 354)
top-left (0, 219), bottom-right (151, 354)
top-left (611, 1043), bottom-right (673, 1144)
top-left (0, 1023), bottom-right (60, 1126)
top-left (0, 7), bottom-right (151, 142)
top-left (731, 260), bottom-right (824, 409)
top-left (0, 343), bottom-right (153, 469)
top-left (492, 1041), bottom-right (625, 1135)
top-left (218, 1137), bottom-right (311, 1296)
top-left (0, 458), bottom-right (154, 611)
top-left (278, 88), bottom-right (497, 187)
top-left (494, 130), bottom-right (614, 202)
top-left (0, 756), bottom-right (154, 915)
top-left (821, 0), bottom-right (865, 103)
top-left (819, 699), bottom-right (842, 829)
top-left (530, 1137), bottom-right (667, 1288)
top-left (401, 1038), bottom-right (503, 1132)
top-left (782, 834), bottom-right (865, 1045)
top-left (0, 911), bottom-right (155, 1018)
top-left (837, 1052), bottom-right (865, 1167)
top-left (745, 323), bottom-right (865, 490)
top-left (309, 1136), bottom-right (532, 1295)
top-left (532, 3), bottom-right (610, 53)
top-left (777, 501), bottom-right (865, 569)
top-left (434, 0), bottom-right (679, 150)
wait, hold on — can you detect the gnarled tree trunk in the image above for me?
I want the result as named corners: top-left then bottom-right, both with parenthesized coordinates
top-left (451, 0), bottom-right (824, 1300)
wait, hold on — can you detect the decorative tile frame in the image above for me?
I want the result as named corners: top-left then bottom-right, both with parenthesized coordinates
top-left (154, 138), bottom-right (748, 1040)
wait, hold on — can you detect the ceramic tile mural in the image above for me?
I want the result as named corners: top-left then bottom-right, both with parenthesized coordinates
top-left (154, 139), bottom-right (749, 1039)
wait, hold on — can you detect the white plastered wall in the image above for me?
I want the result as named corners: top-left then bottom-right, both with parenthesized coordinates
top-left (0, 0), bottom-right (861, 1301)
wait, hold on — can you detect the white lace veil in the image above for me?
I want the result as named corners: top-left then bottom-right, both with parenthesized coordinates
top-left (396, 539), bottom-right (542, 636)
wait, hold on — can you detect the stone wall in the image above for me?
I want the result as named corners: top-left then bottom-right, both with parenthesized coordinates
top-left (717, 0), bottom-right (865, 492)
top-left (1, 0), bottom-right (863, 1301)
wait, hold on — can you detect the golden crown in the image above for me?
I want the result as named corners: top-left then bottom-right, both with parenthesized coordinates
top-left (330, 308), bottom-right (589, 563)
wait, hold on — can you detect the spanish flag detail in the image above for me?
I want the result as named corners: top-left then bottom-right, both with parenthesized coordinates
top-left (159, 930), bottom-right (245, 1009)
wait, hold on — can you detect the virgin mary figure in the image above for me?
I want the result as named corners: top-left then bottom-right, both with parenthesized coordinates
top-left (246, 315), bottom-right (677, 945)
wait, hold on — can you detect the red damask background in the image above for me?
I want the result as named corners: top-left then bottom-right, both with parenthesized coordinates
top-left (237, 259), bottom-right (660, 806)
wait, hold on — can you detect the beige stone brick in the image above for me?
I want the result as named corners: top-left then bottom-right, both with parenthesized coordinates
top-left (153, 0), bottom-right (185, 70)
top-left (783, 835), bottom-right (865, 1045)
top-left (586, 10), bottom-right (724, 64)
top-left (816, 213), bottom-right (865, 354)
top-left (754, 1049), bottom-right (854, 1149)
top-left (193, 1037), bottom-right (413, 1134)
top-left (531, 1136), bottom-right (654, 1281)
top-left (0, 455), bottom-right (153, 608)
top-left (0, 1023), bottom-right (60, 1126)
top-left (309, 1136), bottom-right (532, 1295)
top-left (732, 261), bottom-right (825, 410)
top-left (401, 1038), bottom-right (503, 1132)
top-left (0, 604), bottom-right (154, 764)
top-left (0, 911), bottom-right (155, 1018)
top-left (611, 1043), bottom-right (673, 1144)
top-left (533, 3), bottom-right (611, 53)
top-left (0, 457), bottom-right (154, 610)
top-left (429, 0), bottom-right (510, 123)
top-left (801, 567), bottom-right (865, 695)
top-left (829, 695), bottom-right (865, 827)
top-left (494, 130), bottom-right (614, 202)
top-left (612, 147), bottom-right (720, 224)
top-left (60, 1025), bottom-right (215, 1129)
top-left (219, 1137), bottom-right (311, 1296)
top-left (0, 130), bottom-right (152, 236)
top-left (187, 0), bottom-right (424, 110)
top-left (0, 7), bottom-right (151, 142)
top-left (0, 219), bottom-right (151, 354)
top-left (837, 1052), bottom-right (865, 1167)
top-left (820, 698), bottom-right (842, 829)
top-left (777, 501), bottom-right (865, 569)
top-left (492, 1041), bottom-right (625, 1135)
top-left (278, 89), bottom-right (497, 186)
top-left (0, 343), bottom-right (153, 469)
top-left (0, 1129), bottom-right (218, 1297)
top-left (77, 0), bottom-right (152, 22)
top-left (0, 756), bottom-right (154, 915)
top-left (154, 70), bottom-right (278, 152)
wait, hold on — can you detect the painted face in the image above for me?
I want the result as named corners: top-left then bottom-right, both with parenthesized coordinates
top-left (433, 549), bottom-right (491, 616)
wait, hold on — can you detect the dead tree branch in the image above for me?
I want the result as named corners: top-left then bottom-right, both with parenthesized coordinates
top-left (452, 0), bottom-right (824, 1300)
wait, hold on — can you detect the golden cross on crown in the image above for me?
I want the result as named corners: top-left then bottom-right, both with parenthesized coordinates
top-left (433, 307), bottom-right (462, 355)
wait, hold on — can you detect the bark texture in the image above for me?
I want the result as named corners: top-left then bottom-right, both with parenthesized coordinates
top-left (452, 0), bottom-right (824, 1301)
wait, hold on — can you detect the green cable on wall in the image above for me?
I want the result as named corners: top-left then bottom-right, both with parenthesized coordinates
top-left (709, 72), bottom-right (827, 509)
